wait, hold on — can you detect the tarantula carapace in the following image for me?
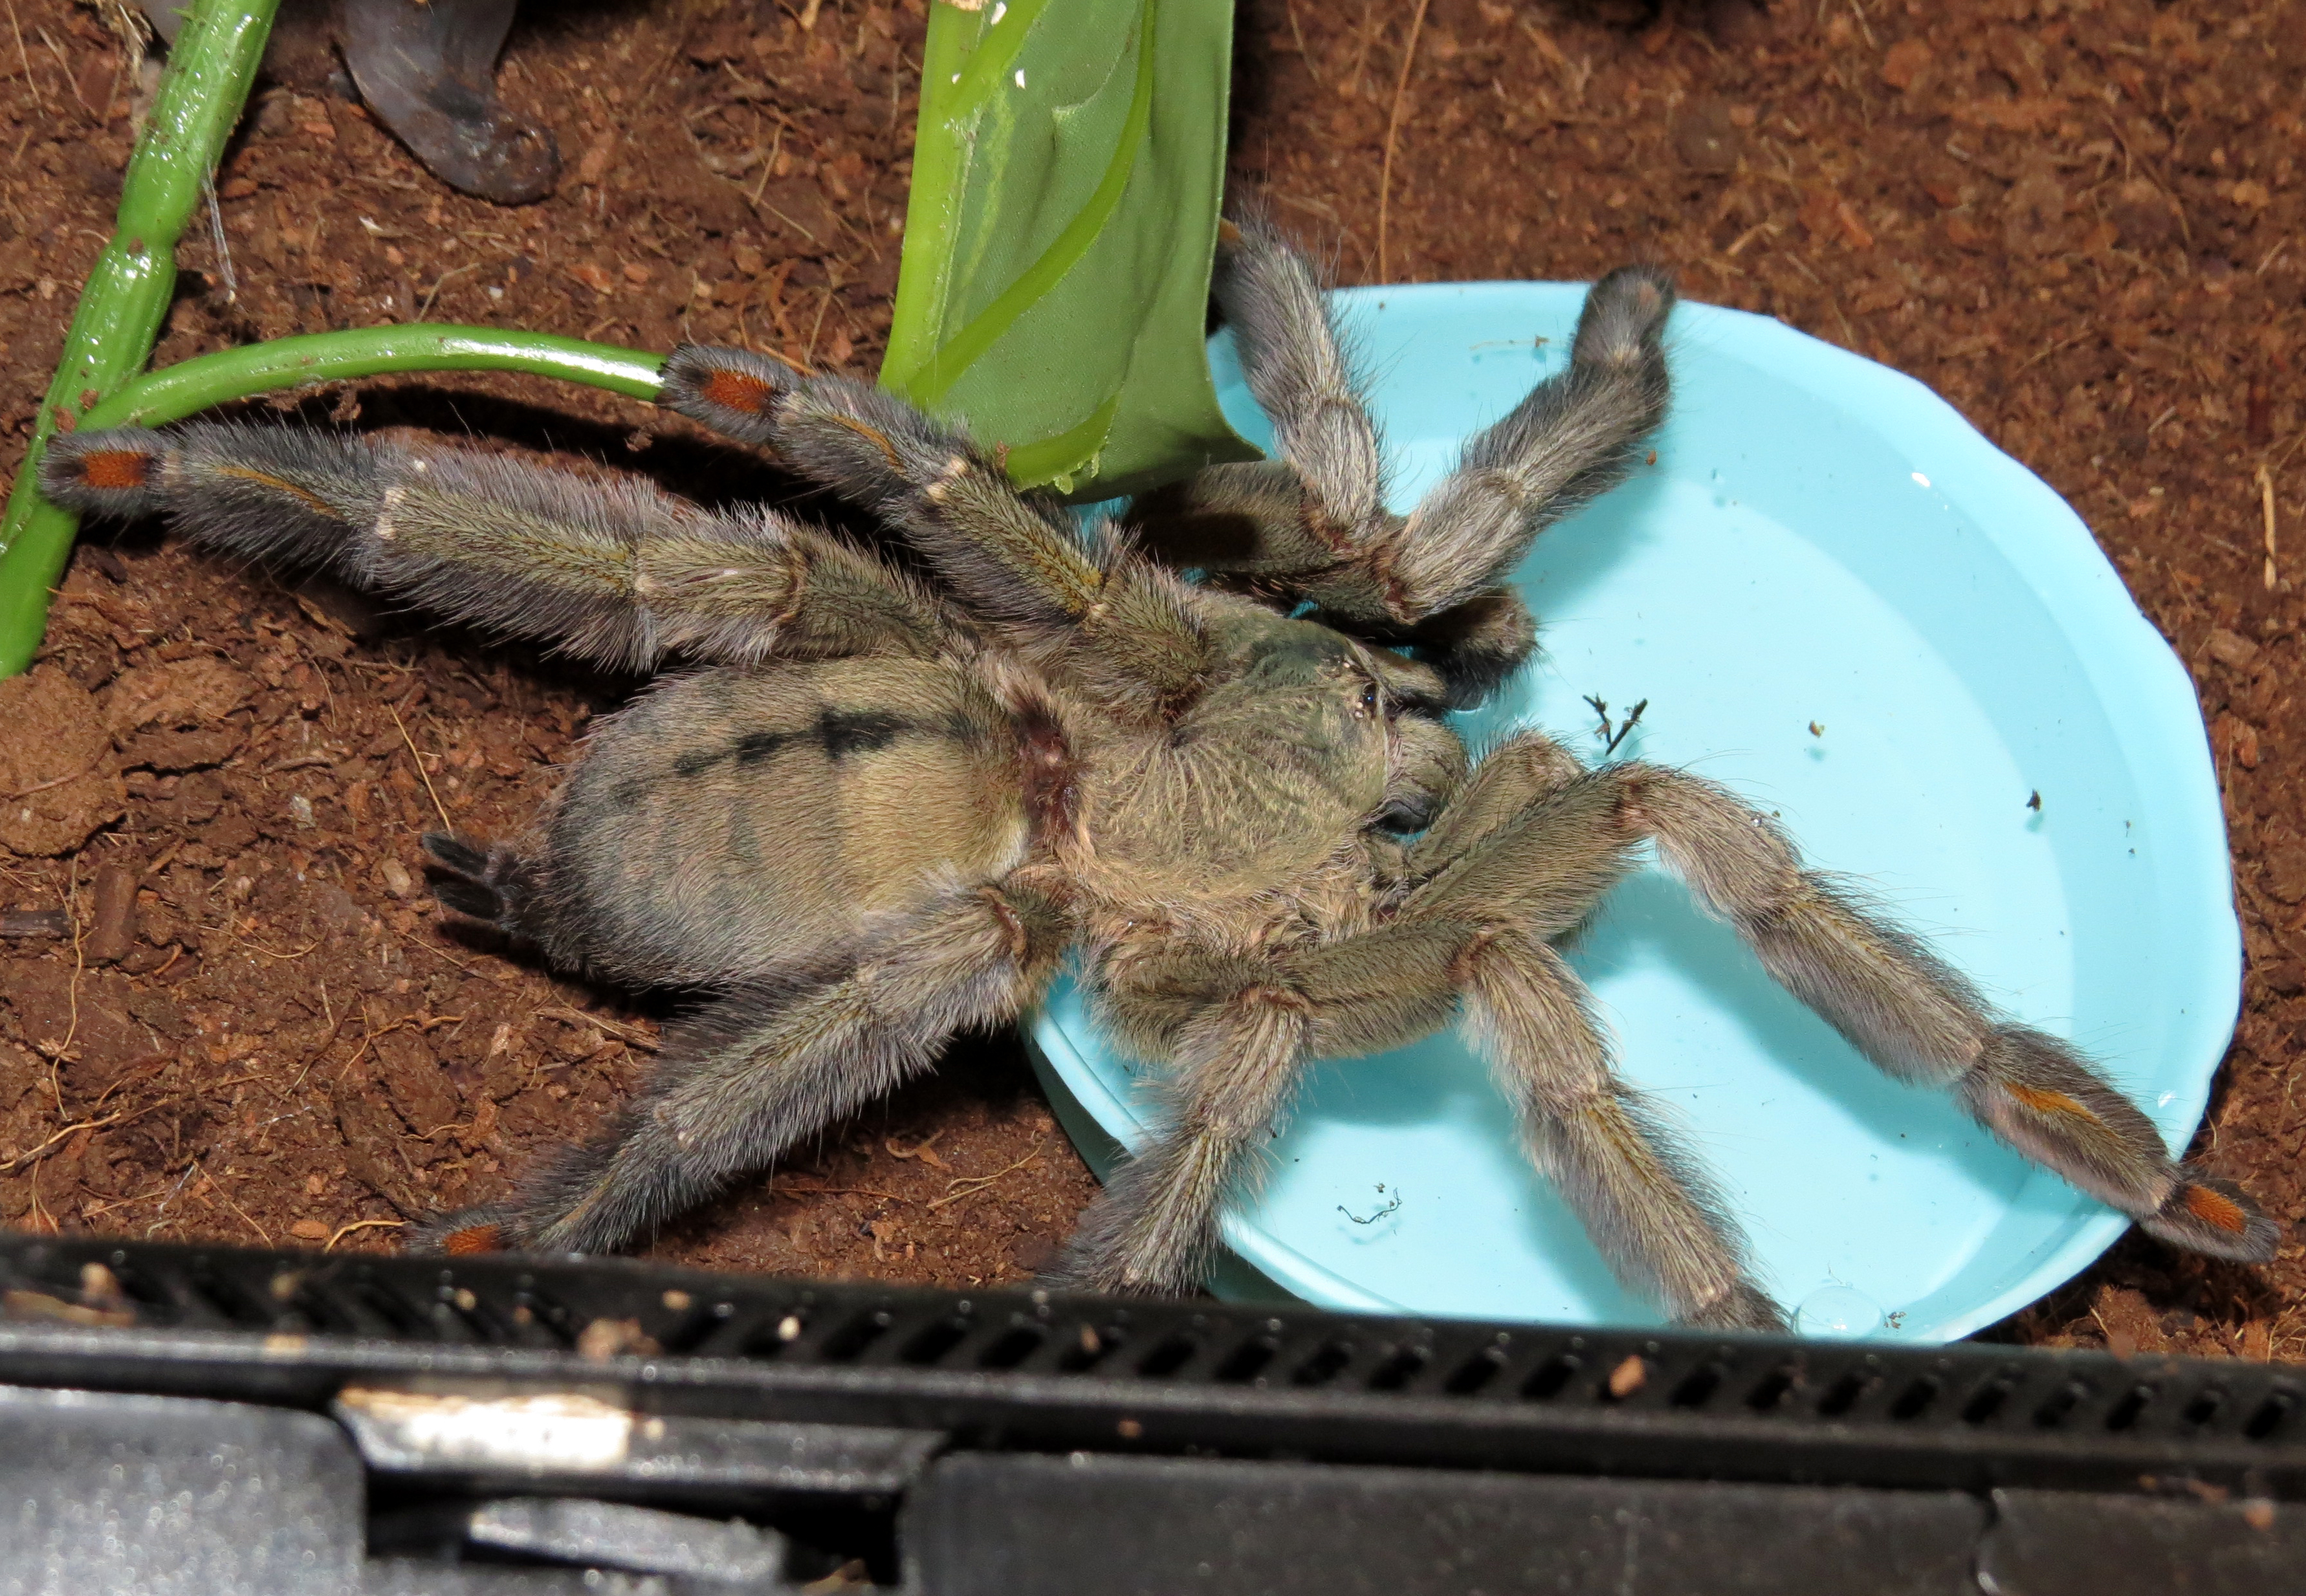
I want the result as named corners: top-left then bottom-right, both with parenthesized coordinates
top-left (43, 225), bottom-right (2274, 1329)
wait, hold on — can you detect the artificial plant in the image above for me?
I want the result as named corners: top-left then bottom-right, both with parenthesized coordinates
top-left (0, 0), bottom-right (1246, 678)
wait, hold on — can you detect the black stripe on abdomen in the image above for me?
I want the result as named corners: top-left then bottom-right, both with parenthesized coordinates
top-left (816, 710), bottom-right (906, 758)
top-left (666, 708), bottom-right (919, 783)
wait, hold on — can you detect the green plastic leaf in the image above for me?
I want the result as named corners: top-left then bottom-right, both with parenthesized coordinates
top-left (881, 0), bottom-right (1257, 499)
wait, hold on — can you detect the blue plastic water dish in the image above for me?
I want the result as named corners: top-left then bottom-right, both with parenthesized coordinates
top-left (1026, 284), bottom-right (2239, 1343)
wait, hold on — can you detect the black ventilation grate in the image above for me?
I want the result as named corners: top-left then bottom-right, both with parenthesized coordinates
top-left (6, 1234), bottom-right (2305, 1498)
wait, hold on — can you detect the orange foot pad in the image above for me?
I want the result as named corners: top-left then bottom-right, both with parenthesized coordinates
top-left (73, 449), bottom-right (153, 490)
top-left (697, 368), bottom-right (778, 413)
top-left (2179, 1182), bottom-right (2250, 1237)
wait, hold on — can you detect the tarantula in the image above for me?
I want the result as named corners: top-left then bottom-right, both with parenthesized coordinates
top-left (43, 226), bottom-right (2275, 1329)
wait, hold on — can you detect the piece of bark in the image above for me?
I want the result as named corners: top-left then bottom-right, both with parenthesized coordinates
top-left (84, 864), bottom-right (138, 965)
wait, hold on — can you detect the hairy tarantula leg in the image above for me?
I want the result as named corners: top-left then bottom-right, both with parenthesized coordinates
top-left (420, 880), bottom-right (1068, 1256)
top-left (1386, 265), bottom-right (1675, 619)
top-left (1460, 932), bottom-right (1783, 1330)
top-left (1341, 588), bottom-right (1541, 712)
top-left (1213, 221), bottom-right (1389, 541)
top-left (1270, 920), bottom-right (1779, 1329)
top-left (1414, 757), bottom-right (2277, 1263)
top-left (1070, 914), bottom-right (1779, 1325)
top-left (43, 423), bottom-right (950, 668)
top-left (1136, 224), bottom-right (1670, 705)
top-left (661, 347), bottom-right (1104, 624)
top-left (1128, 225), bottom-right (1417, 642)
top-left (1121, 461), bottom-right (1538, 707)
top-left (1209, 222), bottom-right (1673, 624)
top-left (1616, 765), bottom-right (2275, 1260)
top-left (1407, 729), bottom-right (1587, 866)
top-left (1127, 497), bottom-right (1539, 710)
top-left (662, 346), bottom-right (1215, 718)
top-left (1050, 980), bottom-right (1313, 1296)
top-left (1121, 459), bottom-right (1381, 625)
top-left (1121, 459), bottom-right (1325, 579)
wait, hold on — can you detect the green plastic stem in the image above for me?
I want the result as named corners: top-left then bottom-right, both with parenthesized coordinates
top-left (0, 0), bottom-right (279, 676)
top-left (71, 327), bottom-right (665, 432)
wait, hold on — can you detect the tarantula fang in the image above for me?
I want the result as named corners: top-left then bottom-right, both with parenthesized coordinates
top-left (42, 223), bottom-right (2276, 1331)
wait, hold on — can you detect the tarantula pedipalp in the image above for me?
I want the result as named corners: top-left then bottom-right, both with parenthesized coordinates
top-left (43, 225), bottom-right (2275, 1330)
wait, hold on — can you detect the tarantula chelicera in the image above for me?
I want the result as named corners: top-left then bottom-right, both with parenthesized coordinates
top-left (44, 226), bottom-right (2275, 1329)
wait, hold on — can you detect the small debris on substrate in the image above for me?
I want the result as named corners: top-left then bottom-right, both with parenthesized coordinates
top-left (1, 0), bottom-right (2300, 1344)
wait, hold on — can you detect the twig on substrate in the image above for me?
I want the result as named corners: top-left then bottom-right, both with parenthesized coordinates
top-left (776, 1182), bottom-right (908, 1203)
top-left (1284, 0), bottom-right (1322, 85)
top-left (536, 1005), bottom-right (661, 1052)
top-left (389, 918), bottom-right (491, 978)
top-left (5, 0), bottom-right (47, 113)
top-left (1, 1107), bottom-right (133, 1173)
top-left (387, 701), bottom-right (456, 833)
top-left (327, 1217), bottom-right (406, 1251)
top-left (2258, 462), bottom-right (2279, 590)
top-left (1375, 0), bottom-right (1433, 284)
top-left (418, 262), bottom-right (484, 320)
top-left (286, 1003), bottom-right (357, 1097)
top-left (886, 1131), bottom-right (949, 1168)
top-left (44, 860), bottom-right (88, 1115)
top-left (928, 1139), bottom-right (1046, 1211)
top-left (204, 1166), bottom-right (272, 1245)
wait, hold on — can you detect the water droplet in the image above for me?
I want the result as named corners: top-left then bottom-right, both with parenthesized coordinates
top-left (1795, 1285), bottom-right (1885, 1338)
